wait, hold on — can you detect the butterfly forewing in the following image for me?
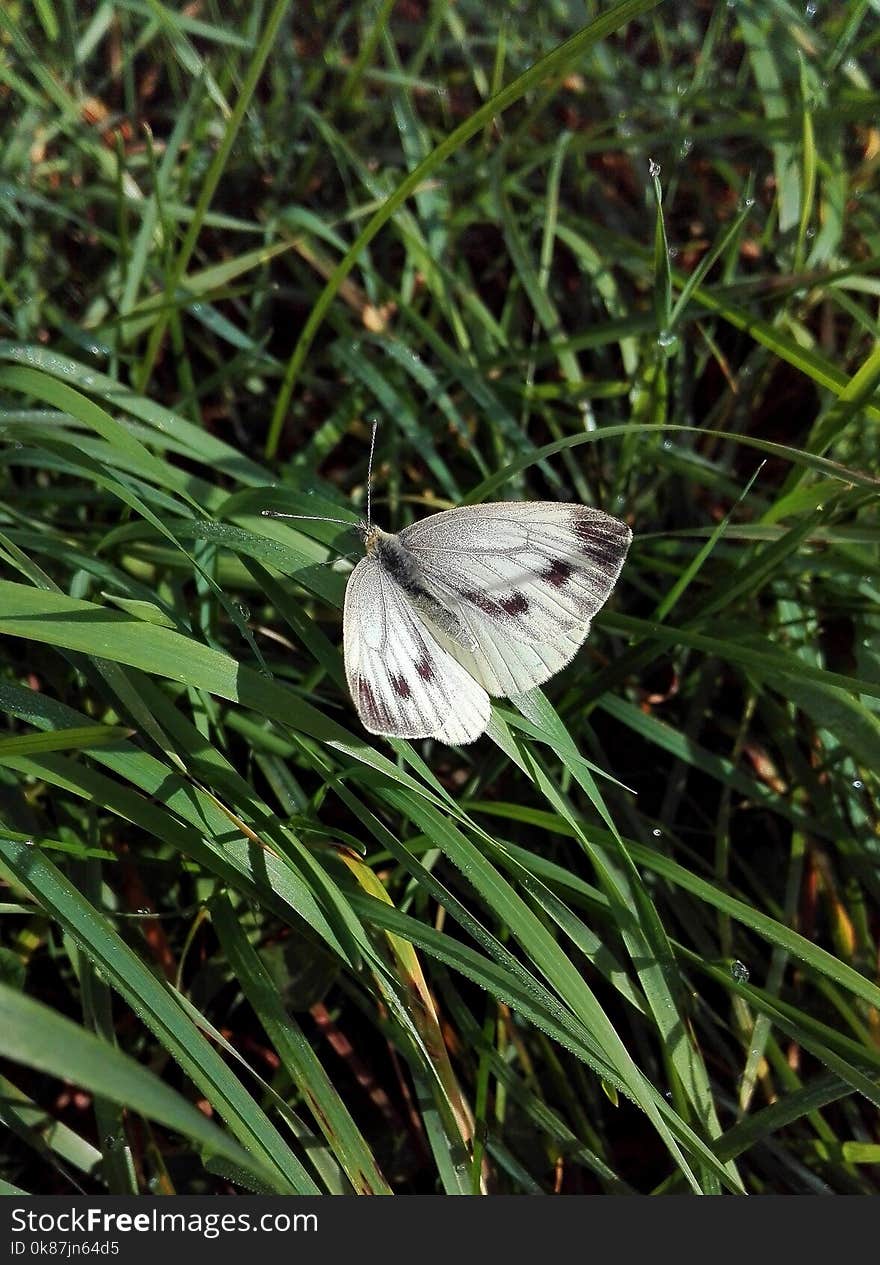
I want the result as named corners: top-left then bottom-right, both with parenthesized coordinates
top-left (397, 502), bottom-right (632, 696)
top-left (342, 554), bottom-right (491, 743)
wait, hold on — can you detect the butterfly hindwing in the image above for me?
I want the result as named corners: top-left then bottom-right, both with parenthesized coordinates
top-left (397, 502), bottom-right (632, 697)
top-left (342, 554), bottom-right (491, 743)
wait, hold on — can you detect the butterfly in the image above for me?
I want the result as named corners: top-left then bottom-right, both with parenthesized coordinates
top-left (341, 501), bottom-right (631, 744)
top-left (265, 433), bottom-right (631, 744)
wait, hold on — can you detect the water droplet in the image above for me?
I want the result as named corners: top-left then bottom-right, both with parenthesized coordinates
top-left (679, 137), bottom-right (693, 158)
top-left (676, 83), bottom-right (688, 97)
top-left (237, 602), bottom-right (250, 621)
top-left (668, 247), bottom-right (679, 259)
top-left (104, 1135), bottom-right (118, 1150)
top-left (652, 827), bottom-right (662, 838)
top-left (853, 780), bottom-right (863, 790)
top-left (731, 960), bottom-right (750, 983)
top-left (648, 158), bottom-right (661, 178)
top-left (657, 330), bottom-right (678, 350)
top-left (805, 1), bottom-right (817, 17)
top-left (22, 839), bottom-right (34, 847)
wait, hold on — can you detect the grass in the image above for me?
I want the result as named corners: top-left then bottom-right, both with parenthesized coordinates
top-left (0, 0), bottom-right (878, 1195)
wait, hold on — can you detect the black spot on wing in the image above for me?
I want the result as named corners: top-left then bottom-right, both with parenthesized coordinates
top-left (460, 588), bottom-right (529, 619)
top-left (542, 558), bottom-right (574, 588)
top-left (415, 656), bottom-right (435, 681)
top-left (501, 592), bottom-right (529, 616)
top-left (357, 677), bottom-right (384, 727)
top-left (460, 589), bottom-right (500, 616)
top-left (391, 674), bottom-right (411, 699)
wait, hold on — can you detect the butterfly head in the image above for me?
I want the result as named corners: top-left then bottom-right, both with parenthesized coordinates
top-left (361, 523), bottom-right (384, 554)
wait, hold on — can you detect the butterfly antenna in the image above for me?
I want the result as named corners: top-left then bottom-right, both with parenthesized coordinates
top-left (366, 419), bottom-right (378, 529)
top-left (261, 511), bottom-right (357, 527)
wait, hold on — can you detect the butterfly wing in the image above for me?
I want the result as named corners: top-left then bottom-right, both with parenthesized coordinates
top-left (342, 554), bottom-right (491, 743)
top-left (397, 502), bottom-right (631, 697)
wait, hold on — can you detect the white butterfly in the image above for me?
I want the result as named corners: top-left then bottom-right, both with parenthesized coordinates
top-left (266, 437), bottom-right (631, 745)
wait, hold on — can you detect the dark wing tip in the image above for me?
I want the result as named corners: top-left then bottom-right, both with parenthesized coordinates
top-left (570, 509), bottom-right (632, 574)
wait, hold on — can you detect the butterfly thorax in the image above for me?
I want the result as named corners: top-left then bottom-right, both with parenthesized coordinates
top-left (368, 528), bottom-right (424, 592)
top-left (366, 525), bottom-right (478, 651)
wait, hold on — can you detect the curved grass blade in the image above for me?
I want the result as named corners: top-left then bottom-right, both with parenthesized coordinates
top-left (0, 981), bottom-right (268, 1187)
top-left (0, 839), bottom-right (319, 1193)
